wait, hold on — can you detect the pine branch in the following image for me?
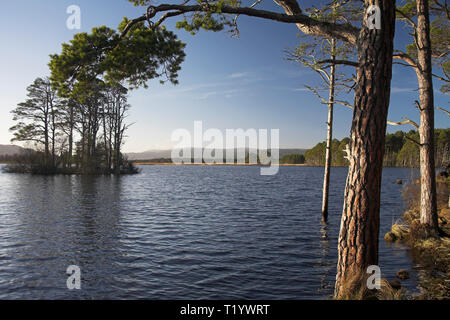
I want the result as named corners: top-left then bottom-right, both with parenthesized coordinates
top-left (122, 2), bottom-right (360, 44)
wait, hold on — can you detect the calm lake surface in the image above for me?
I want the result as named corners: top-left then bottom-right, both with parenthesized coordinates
top-left (0, 165), bottom-right (421, 299)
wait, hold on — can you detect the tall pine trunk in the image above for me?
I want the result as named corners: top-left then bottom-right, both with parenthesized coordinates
top-left (416, 0), bottom-right (439, 235)
top-left (334, 0), bottom-right (396, 298)
top-left (322, 44), bottom-right (336, 222)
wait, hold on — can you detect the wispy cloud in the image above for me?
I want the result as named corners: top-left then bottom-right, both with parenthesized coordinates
top-left (391, 87), bottom-right (417, 93)
top-left (197, 91), bottom-right (218, 100)
top-left (197, 89), bottom-right (244, 100)
top-left (223, 89), bottom-right (243, 98)
top-left (150, 81), bottom-right (226, 98)
top-left (291, 87), bottom-right (310, 92)
top-left (149, 71), bottom-right (266, 101)
top-left (229, 72), bottom-right (249, 79)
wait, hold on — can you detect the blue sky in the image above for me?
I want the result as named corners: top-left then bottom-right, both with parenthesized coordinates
top-left (0, 0), bottom-right (448, 152)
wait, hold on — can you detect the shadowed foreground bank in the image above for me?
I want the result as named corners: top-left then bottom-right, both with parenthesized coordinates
top-left (385, 175), bottom-right (450, 299)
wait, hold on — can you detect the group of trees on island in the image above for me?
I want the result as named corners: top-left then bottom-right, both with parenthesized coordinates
top-left (7, 20), bottom-right (186, 174)
top-left (5, 0), bottom-right (449, 298)
top-left (8, 77), bottom-right (132, 174)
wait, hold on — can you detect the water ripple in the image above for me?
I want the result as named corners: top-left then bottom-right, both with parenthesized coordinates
top-left (0, 165), bottom-right (419, 299)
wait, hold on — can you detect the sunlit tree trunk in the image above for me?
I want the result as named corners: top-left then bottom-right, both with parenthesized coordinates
top-left (335, 0), bottom-right (396, 298)
top-left (322, 41), bottom-right (336, 222)
top-left (416, 0), bottom-right (439, 235)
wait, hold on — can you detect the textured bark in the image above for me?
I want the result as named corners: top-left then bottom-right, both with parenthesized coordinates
top-left (322, 44), bottom-right (336, 222)
top-left (334, 1), bottom-right (396, 298)
top-left (416, 0), bottom-right (438, 235)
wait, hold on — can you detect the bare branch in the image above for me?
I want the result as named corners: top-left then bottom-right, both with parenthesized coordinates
top-left (405, 135), bottom-right (421, 146)
top-left (317, 59), bottom-right (358, 67)
top-left (232, 0), bottom-right (263, 37)
top-left (393, 51), bottom-right (418, 69)
top-left (386, 118), bottom-right (419, 129)
top-left (432, 73), bottom-right (450, 83)
top-left (393, 52), bottom-right (449, 83)
top-left (396, 8), bottom-right (417, 28)
top-left (304, 85), bottom-right (328, 104)
top-left (333, 99), bottom-right (354, 110)
top-left (415, 100), bottom-right (423, 111)
top-left (436, 106), bottom-right (450, 116)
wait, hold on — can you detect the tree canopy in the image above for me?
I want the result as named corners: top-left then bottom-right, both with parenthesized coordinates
top-left (49, 18), bottom-right (186, 97)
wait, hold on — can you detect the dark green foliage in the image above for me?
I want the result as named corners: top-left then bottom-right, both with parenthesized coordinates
top-left (304, 138), bottom-right (350, 166)
top-left (49, 20), bottom-right (186, 93)
top-left (384, 131), bottom-right (409, 166)
top-left (280, 154), bottom-right (305, 164)
top-left (174, 0), bottom-right (237, 35)
top-left (304, 141), bottom-right (327, 165)
top-left (128, 0), bottom-right (153, 6)
top-left (305, 130), bottom-right (450, 167)
top-left (129, 0), bottom-right (240, 35)
top-left (396, 131), bottom-right (420, 167)
top-left (2, 151), bottom-right (59, 175)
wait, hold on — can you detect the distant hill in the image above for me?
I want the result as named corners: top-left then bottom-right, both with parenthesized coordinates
top-left (126, 149), bottom-right (173, 160)
top-left (126, 148), bottom-right (307, 161)
top-left (0, 144), bottom-right (28, 156)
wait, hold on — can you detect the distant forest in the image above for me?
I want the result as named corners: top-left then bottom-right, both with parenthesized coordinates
top-left (304, 129), bottom-right (450, 168)
top-left (2, 129), bottom-right (448, 168)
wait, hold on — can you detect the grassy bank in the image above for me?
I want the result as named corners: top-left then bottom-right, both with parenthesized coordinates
top-left (385, 176), bottom-right (450, 300)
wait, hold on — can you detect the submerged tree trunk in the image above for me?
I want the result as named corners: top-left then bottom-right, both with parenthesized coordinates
top-left (44, 121), bottom-right (50, 165)
top-left (102, 106), bottom-right (110, 171)
top-left (322, 44), bottom-right (336, 222)
top-left (50, 100), bottom-right (56, 168)
top-left (114, 98), bottom-right (121, 175)
top-left (68, 104), bottom-right (74, 169)
top-left (335, 1), bottom-right (396, 298)
top-left (51, 126), bottom-right (56, 167)
top-left (416, 0), bottom-right (439, 235)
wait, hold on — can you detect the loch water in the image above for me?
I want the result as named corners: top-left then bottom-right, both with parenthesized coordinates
top-left (0, 165), bottom-right (420, 299)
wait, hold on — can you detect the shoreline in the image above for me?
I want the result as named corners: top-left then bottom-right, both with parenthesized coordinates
top-left (133, 162), bottom-right (309, 166)
top-left (132, 162), bottom-right (420, 168)
top-left (384, 176), bottom-right (450, 300)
